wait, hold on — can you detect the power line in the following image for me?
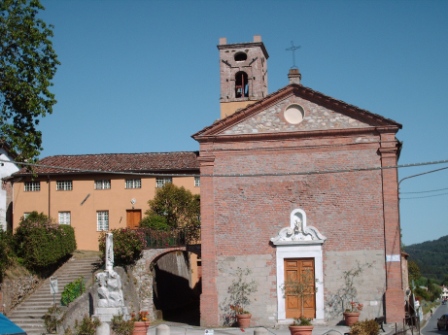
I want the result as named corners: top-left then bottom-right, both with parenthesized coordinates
top-left (401, 186), bottom-right (448, 194)
top-left (1, 157), bottom-right (448, 178)
top-left (400, 192), bottom-right (448, 200)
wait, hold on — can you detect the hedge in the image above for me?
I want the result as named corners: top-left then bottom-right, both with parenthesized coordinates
top-left (14, 212), bottom-right (77, 270)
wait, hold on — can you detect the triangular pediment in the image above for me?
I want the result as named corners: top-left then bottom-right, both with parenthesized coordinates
top-left (193, 84), bottom-right (401, 139)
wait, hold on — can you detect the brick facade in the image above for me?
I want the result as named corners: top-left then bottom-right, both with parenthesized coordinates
top-left (193, 38), bottom-right (404, 326)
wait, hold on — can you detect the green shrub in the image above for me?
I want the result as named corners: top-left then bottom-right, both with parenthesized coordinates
top-left (98, 228), bottom-right (146, 266)
top-left (111, 314), bottom-right (134, 335)
top-left (0, 230), bottom-right (14, 281)
top-left (43, 304), bottom-right (65, 333)
top-left (350, 319), bottom-right (380, 335)
top-left (73, 315), bottom-right (100, 335)
top-left (292, 316), bottom-right (312, 326)
top-left (14, 211), bottom-right (76, 270)
top-left (61, 277), bottom-right (85, 306)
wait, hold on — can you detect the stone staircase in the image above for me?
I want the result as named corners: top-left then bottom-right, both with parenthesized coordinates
top-left (8, 253), bottom-right (101, 335)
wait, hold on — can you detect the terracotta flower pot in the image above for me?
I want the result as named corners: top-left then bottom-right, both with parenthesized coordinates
top-left (343, 312), bottom-right (360, 326)
top-left (236, 313), bottom-right (252, 328)
top-left (289, 325), bottom-right (314, 335)
top-left (133, 321), bottom-right (150, 335)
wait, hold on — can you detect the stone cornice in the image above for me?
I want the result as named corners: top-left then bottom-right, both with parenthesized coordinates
top-left (195, 127), bottom-right (383, 144)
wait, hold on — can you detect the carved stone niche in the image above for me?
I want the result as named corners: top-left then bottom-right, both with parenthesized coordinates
top-left (270, 208), bottom-right (326, 245)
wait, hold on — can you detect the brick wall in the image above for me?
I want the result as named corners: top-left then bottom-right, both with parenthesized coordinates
top-left (198, 128), bottom-right (403, 326)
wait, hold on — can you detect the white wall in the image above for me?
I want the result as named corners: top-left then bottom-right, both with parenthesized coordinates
top-left (0, 149), bottom-right (19, 230)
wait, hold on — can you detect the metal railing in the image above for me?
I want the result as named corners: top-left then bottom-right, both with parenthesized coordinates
top-left (139, 226), bottom-right (200, 249)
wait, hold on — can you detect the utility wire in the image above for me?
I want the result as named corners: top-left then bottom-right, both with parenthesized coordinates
top-left (1, 157), bottom-right (448, 178)
top-left (401, 192), bottom-right (448, 200)
top-left (401, 187), bottom-right (448, 194)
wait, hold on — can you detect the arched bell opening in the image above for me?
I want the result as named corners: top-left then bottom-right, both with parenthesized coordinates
top-left (235, 71), bottom-right (249, 98)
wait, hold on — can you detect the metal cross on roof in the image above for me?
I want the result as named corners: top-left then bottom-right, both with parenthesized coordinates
top-left (286, 41), bottom-right (300, 69)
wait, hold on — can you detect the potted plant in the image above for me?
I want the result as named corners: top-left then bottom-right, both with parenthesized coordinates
top-left (288, 316), bottom-right (314, 335)
top-left (131, 310), bottom-right (150, 335)
top-left (281, 267), bottom-right (316, 334)
top-left (326, 262), bottom-right (371, 325)
top-left (343, 301), bottom-right (363, 326)
top-left (227, 267), bottom-right (258, 328)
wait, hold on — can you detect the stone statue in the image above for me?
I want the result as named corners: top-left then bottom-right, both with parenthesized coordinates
top-left (95, 270), bottom-right (125, 308)
top-left (96, 272), bottom-right (110, 307)
top-left (95, 233), bottom-right (130, 333)
top-left (106, 269), bottom-right (124, 307)
top-left (95, 233), bottom-right (125, 308)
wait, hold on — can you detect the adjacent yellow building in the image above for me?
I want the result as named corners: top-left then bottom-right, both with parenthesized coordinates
top-left (8, 151), bottom-right (199, 250)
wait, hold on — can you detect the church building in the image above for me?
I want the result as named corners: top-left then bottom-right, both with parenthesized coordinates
top-left (193, 35), bottom-right (404, 326)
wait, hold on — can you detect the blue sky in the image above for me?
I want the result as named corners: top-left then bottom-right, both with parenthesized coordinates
top-left (37, 0), bottom-right (448, 246)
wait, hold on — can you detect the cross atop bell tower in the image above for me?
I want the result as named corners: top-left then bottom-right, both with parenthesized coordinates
top-left (218, 35), bottom-right (269, 119)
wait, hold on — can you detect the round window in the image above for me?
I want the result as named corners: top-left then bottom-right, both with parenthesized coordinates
top-left (284, 104), bottom-right (304, 124)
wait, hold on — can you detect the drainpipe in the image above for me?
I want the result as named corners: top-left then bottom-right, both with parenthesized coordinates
top-left (47, 175), bottom-right (51, 217)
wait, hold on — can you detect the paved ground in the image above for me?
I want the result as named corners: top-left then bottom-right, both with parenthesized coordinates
top-left (146, 321), bottom-right (398, 335)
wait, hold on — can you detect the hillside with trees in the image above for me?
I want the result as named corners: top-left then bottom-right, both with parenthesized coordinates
top-left (404, 235), bottom-right (448, 284)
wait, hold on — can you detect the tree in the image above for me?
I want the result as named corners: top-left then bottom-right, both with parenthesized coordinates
top-left (408, 260), bottom-right (421, 286)
top-left (144, 183), bottom-right (200, 229)
top-left (1, 0), bottom-right (59, 161)
top-left (139, 213), bottom-right (169, 231)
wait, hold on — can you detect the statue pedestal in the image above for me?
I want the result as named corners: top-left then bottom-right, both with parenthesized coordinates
top-left (95, 307), bottom-right (130, 322)
top-left (96, 321), bottom-right (111, 335)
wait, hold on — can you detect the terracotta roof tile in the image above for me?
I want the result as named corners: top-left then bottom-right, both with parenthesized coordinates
top-left (13, 151), bottom-right (199, 176)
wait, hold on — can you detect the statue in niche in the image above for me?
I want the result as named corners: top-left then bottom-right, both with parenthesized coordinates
top-left (271, 209), bottom-right (327, 243)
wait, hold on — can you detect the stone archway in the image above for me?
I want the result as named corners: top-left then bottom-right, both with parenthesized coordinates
top-left (270, 208), bottom-right (327, 324)
top-left (133, 247), bottom-right (201, 325)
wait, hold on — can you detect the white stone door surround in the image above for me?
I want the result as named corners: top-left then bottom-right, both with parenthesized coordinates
top-left (270, 208), bottom-right (327, 324)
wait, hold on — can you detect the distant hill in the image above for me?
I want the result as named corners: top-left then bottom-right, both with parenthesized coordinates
top-left (404, 235), bottom-right (448, 283)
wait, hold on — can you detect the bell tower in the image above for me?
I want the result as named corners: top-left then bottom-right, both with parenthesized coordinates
top-left (218, 35), bottom-right (269, 119)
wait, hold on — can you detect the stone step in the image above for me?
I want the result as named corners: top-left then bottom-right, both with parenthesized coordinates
top-left (9, 254), bottom-right (101, 333)
top-left (9, 311), bottom-right (46, 318)
top-left (14, 324), bottom-right (46, 335)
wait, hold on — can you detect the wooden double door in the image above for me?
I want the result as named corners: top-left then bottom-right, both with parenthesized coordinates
top-left (284, 258), bottom-right (316, 319)
top-left (126, 209), bottom-right (142, 229)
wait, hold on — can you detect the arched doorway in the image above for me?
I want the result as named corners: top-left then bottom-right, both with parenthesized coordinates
top-left (153, 250), bottom-right (201, 325)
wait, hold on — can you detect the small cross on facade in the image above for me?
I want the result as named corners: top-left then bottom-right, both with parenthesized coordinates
top-left (286, 41), bottom-right (300, 69)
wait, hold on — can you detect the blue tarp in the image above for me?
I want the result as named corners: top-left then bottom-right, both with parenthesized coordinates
top-left (0, 314), bottom-right (27, 335)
